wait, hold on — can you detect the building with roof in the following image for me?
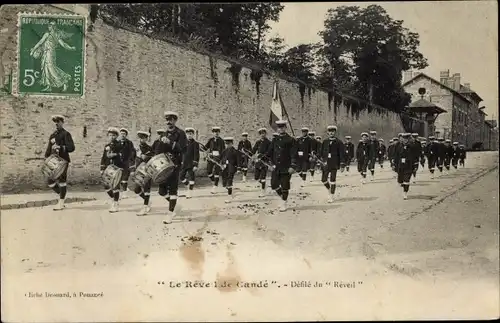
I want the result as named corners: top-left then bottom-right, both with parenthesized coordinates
top-left (402, 69), bottom-right (493, 150)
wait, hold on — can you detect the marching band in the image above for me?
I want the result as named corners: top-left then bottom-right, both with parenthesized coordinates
top-left (41, 112), bottom-right (468, 224)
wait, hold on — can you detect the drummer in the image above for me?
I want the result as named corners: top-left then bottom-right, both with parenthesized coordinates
top-left (44, 115), bottom-right (75, 211)
top-left (100, 127), bottom-right (125, 213)
top-left (133, 131), bottom-right (154, 216)
top-left (154, 111), bottom-right (188, 225)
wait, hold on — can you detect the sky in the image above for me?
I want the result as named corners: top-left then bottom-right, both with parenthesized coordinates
top-left (269, 1), bottom-right (498, 120)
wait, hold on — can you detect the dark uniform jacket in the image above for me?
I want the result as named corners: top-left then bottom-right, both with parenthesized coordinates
top-left (309, 137), bottom-right (319, 156)
top-left (320, 136), bottom-right (345, 169)
top-left (410, 139), bottom-right (422, 164)
top-left (368, 139), bottom-right (380, 160)
top-left (421, 144), bottom-right (428, 157)
top-left (252, 137), bottom-right (272, 168)
top-left (426, 141), bottom-right (439, 158)
top-left (135, 142), bottom-right (154, 169)
top-left (101, 139), bottom-right (124, 170)
top-left (356, 141), bottom-right (373, 161)
top-left (393, 143), bottom-right (417, 171)
top-left (44, 128), bottom-right (75, 163)
top-left (266, 133), bottom-right (298, 171)
top-left (444, 145), bottom-right (454, 159)
top-left (182, 139), bottom-right (200, 169)
top-left (378, 143), bottom-right (387, 158)
top-left (154, 126), bottom-right (188, 166)
top-left (237, 139), bottom-right (252, 154)
top-left (436, 142), bottom-right (446, 159)
top-left (221, 146), bottom-right (240, 173)
top-left (452, 147), bottom-right (460, 159)
top-left (296, 135), bottom-right (313, 160)
top-left (387, 143), bottom-right (396, 161)
top-left (151, 138), bottom-right (162, 154)
top-left (118, 138), bottom-right (135, 168)
top-left (458, 147), bottom-right (466, 159)
top-left (205, 137), bottom-right (225, 161)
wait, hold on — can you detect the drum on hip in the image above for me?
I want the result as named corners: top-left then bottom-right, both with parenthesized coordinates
top-left (145, 154), bottom-right (175, 184)
top-left (102, 164), bottom-right (123, 190)
top-left (41, 154), bottom-right (68, 180)
top-left (132, 162), bottom-right (150, 188)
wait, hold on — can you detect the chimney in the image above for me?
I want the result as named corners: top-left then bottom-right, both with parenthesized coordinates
top-left (440, 70), bottom-right (450, 84)
top-left (452, 73), bottom-right (461, 91)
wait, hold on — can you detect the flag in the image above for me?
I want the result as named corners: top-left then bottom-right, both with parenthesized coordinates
top-left (269, 81), bottom-right (294, 136)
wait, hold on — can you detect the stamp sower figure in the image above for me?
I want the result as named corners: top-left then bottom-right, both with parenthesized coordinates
top-left (100, 127), bottom-right (124, 213)
top-left (378, 138), bottom-right (386, 168)
top-left (296, 127), bottom-right (313, 187)
top-left (118, 128), bottom-right (135, 196)
top-left (155, 111), bottom-right (188, 225)
top-left (356, 132), bottom-right (371, 184)
top-left (237, 132), bottom-right (252, 183)
top-left (320, 125), bottom-right (345, 203)
top-left (205, 126), bottom-right (225, 194)
top-left (252, 128), bottom-right (272, 197)
top-left (180, 127), bottom-right (200, 199)
top-left (393, 133), bottom-right (417, 200)
top-left (343, 135), bottom-right (354, 173)
top-left (367, 130), bottom-right (380, 180)
top-left (266, 120), bottom-right (298, 212)
top-left (426, 136), bottom-right (439, 179)
top-left (134, 131), bottom-right (154, 216)
top-left (221, 137), bottom-right (241, 203)
top-left (45, 115), bottom-right (75, 211)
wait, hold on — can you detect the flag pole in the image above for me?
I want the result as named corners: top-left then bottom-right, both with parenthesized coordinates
top-left (276, 81), bottom-right (295, 137)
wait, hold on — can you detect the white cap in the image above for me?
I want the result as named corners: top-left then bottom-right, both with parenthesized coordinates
top-left (137, 130), bottom-right (149, 137)
top-left (242, 132), bottom-right (249, 136)
top-left (156, 128), bottom-right (165, 134)
top-left (107, 127), bottom-right (119, 134)
top-left (369, 130), bottom-right (377, 135)
top-left (212, 126), bottom-right (221, 131)
top-left (223, 137), bottom-right (234, 141)
top-left (51, 114), bottom-right (65, 122)
top-left (275, 120), bottom-right (287, 126)
top-left (119, 128), bottom-right (129, 134)
top-left (185, 127), bottom-right (195, 132)
top-left (164, 111), bottom-right (178, 118)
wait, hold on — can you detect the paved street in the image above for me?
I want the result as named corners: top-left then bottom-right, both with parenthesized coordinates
top-left (1, 152), bottom-right (498, 321)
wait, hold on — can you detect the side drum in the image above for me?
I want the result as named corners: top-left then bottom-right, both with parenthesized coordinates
top-left (132, 162), bottom-right (150, 188)
top-left (102, 164), bottom-right (123, 190)
top-left (145, 154), bottom-right (175, 184)
top-left (41, 154), bottom-right (68, 181)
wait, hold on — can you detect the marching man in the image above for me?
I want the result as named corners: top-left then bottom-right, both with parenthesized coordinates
top-left (180, 127), bottom-right (200, 199)
top-left (252, 128), bottom-right (272, 197)
top-left (320, 125), bottom-right (345, 203)
top-left (266, 120), bottom-right (298, 212)
top-left (155, 111), bottom-right (188, 225)
top-left (45, 115), bottom-right (75, 211)
top-left (133, 131), bottom-right (154, 215)
top-left (393, 133), bottom-right (418, 200)
top-left (296, 127), bottom-right (313, 187)
top-left (221, 137), bottom-right (241, 203)
top-left (344, 135), bottom-right (354, 173)
top-left (205, 126), bottom-right (225, 194)
top-left (100, 127), bottom-right (124, 213)
top-left (237, 132), bottom-right (252, 183)
top-left (356, 132), bottom-right (371, 184)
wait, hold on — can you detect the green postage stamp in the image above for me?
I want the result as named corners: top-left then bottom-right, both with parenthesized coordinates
top-left (15, 13), bottom-right (86, 98)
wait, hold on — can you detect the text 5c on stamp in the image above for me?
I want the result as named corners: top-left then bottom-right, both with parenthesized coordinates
top-left (15, 13), bottom-right (86, 98)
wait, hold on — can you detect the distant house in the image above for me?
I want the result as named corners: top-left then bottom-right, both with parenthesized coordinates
top-left (402, 70), bottom-right (493, 150)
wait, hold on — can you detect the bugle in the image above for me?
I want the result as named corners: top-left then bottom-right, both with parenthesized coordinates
top-left (310, 152), bottom-right (327, 167)
top-left (199, 143), bottom-right (225, 169)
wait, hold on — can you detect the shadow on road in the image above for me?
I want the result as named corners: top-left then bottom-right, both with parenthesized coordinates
top-left (289, 204), bottom-right (342, 212)
top-left (335, 196), bottom-right (379, 202)
top-left (407, 195), bottom-right (437, 200)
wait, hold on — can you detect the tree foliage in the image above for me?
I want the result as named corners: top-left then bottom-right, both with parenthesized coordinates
top-left (95, 3), bottom-right (428, 113)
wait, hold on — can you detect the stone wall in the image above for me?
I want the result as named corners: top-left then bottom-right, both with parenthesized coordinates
top-left (0, 4), bottom-right (405, 193)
